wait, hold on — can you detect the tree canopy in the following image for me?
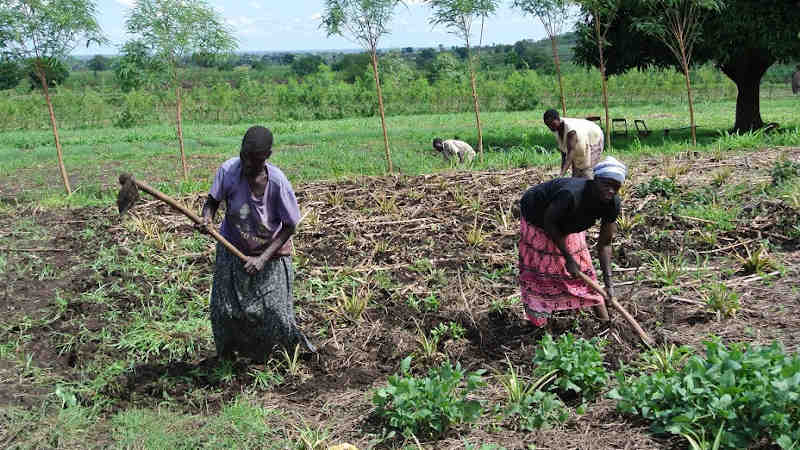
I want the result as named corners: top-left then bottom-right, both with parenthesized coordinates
top-left (573, 0), bottom-right (800, 131)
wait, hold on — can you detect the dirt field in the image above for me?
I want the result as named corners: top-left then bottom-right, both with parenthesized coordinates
top-left (0, 147), bottom-right (798, 448)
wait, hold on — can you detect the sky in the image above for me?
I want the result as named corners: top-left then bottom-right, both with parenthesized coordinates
top-left (79, 0), bottom-right (565, 55)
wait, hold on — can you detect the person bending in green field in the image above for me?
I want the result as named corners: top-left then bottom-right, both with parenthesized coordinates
top-left (433, 137), bottom-right (476, 164)
top-left (544, 109), bottom-right (604, 179)
top-left (198, 126), bottom-right (314, 360)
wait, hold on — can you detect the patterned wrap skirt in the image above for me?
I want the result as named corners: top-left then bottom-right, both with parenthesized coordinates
top-left (210, 242), bottom-right (311, 358)
top-left (518, 219), bottom-right (605, 326)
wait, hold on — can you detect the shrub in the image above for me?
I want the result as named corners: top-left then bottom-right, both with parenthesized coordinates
top-left (532, 333), bottom-right (609, 401)
top-left (610, 338), bottom-right (800, 449)
top-left (373, 356), bottom-right (486, 438)
top-left (0, 60), bottom-right (22, 90)
top-left (771, 159), bottom-right (800, 186)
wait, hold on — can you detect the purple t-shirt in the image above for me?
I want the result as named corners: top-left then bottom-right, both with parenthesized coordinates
top-left (209, 158), bottom-right (300, 256)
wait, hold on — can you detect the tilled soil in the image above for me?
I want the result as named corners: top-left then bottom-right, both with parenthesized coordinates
top-left (1, 147), bottom-right (798, 449)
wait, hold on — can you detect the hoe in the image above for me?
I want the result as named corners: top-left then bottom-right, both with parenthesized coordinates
top-left (116, 173), bottom-right (248, 264)
top-left (577, 271), bottom-right (654, 348)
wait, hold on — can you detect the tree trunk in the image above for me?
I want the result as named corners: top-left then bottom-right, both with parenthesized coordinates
top-left (720, 53), bottom-right (771, 133)
top-left (681, 60), bottom-right (696, 146)
top-left (370, 49), bottom-right (392, 173)
top-left (37, 65), bottom-right (71, 195)
top-left (176, 84), bottom-right (188, 180)
top-left (465, 37), bottom-right (484, 162)
top-left (595, 15), bottom-right (611, 149)
top-left (550, 36), bottom-right (567, 116)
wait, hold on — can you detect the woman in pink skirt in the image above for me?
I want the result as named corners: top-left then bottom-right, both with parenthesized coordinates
top-left (518, 157), bottom-right (626, 326)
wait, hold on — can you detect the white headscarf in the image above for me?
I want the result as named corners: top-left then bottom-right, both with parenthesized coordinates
top-left (593, 156), bottom-right (627, 183)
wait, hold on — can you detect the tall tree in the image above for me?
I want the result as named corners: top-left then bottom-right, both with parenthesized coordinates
top-left (634, 0), bottom-right (723, 146)
top-left (573, 0), bottom-right (800, 132)
top-left (428, 0), bottom-right (499, 161)
top-left (573, 0), bottom-right (621, 149)
top-left (513, 0), bottom-right (573, 116)
top-left (0, 0), bottom-right (106, 195)
top-left (124, 0), bottom-right (237, 180)
top-left (322, 0), bottom-right (403, 173)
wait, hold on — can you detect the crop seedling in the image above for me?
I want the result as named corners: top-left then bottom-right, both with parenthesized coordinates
top-left (415, 322), bottom-right (441, 362)
top-left (373, 194), bottom-right (398, 215)
top-left (609, 338), bottom-right (800, 449)
top-left (332, 285), bottom-right (369, 323)
top-left (490, 296), bottom-right (518, 314)
top-left (327, 190), bottom-right (344, 207)
top-left (249, 363), bottom-right (284, 390)
top-left (648, 252), bottom-right (685, 287)
top-left (616, 212), bottom-right (643, 235)
top-left (451, 187), bottom-right (469, 208)
top-left (280, 344), bottom-right (306, 380)
top-left (497, 358), bottom-right (568, 431)
top-left (737, 244), bottom-right (776, 275)
top-left (703, 283), bottom-right (740, 320)
top-left (373, 356), bottom-right (486, 438)
top-left (431, 322), bottom-right (466, 341)
top-left (532, 333), bottom-right (608, 401)
top-left (466, 216), bottom-right (485, 247)
top-left (406, 293), bottom-right (440, 313)
top-left (372, 239), bottom-right (390, 254)
top-left (494, 203), bottom-right (513, 232)
top-left (712, 168), bottom-right (733, 187)
top-left (637, 344), bottom-right (694, 375)
top-left (292, 420), bottom-right (330, 450)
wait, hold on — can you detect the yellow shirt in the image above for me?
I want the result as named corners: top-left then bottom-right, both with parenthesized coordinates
top-left (552, 118), bottom-right (604, 171)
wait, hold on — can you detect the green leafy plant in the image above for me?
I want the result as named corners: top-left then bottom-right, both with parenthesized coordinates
top-left (406, 293), bottom-right (440, 312)
top-left (373, 356), bottom-right (486, 438)
top-left (532, 333), bottom-right (608, 400)
top-left (609, 338), bottom-right (800, 449)
top-left (431, 321), bottom-right (466, 341)
top-left (635, 177), bottom-right (679, 197)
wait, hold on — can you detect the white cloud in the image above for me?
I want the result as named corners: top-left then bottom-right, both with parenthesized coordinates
top-left (310, 12), bottom-right (322, 21)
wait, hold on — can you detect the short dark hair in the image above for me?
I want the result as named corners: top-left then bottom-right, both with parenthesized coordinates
top-left (241, 126), bottom-right (273, 154)
top-left (432, 138), bottom-right (443, 150)
top-left (543, 109), bottom-right (559, 124)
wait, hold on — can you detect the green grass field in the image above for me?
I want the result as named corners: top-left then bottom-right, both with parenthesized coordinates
top-left (0, 95), bottom-right (798, 206)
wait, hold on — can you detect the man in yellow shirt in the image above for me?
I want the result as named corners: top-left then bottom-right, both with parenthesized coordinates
top-left (432, 137), bottom-right (476, 164)
top-left (544, 109), bottom-right (604, 179)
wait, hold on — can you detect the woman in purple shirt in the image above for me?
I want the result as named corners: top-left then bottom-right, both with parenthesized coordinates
top-left (199, 126), bottom-right (313, 360)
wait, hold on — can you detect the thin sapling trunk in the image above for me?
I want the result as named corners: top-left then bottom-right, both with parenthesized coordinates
top-left (370, 48), bottom-right (393, 173)
top-left (37, 65), bottom-right (71, 195)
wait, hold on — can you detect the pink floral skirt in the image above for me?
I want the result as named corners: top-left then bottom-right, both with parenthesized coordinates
top-left (519, 219), bottom-right (604, 326)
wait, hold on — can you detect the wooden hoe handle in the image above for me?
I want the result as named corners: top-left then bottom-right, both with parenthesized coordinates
top-left (576, 271), bottom-right (654, 348)
top-left (133, 179), bottom-right (250, 264)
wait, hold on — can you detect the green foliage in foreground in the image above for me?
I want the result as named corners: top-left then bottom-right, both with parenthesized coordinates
top-left (373, 356), bottom-right (486, 438)
top-left (532, 333), bottom-right (609, 401)
top-left (610, 339), bottom-right (800, 449)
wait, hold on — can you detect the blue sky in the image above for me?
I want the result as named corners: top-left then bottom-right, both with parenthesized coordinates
top-left (79, 0), bottom-right (565, 55)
